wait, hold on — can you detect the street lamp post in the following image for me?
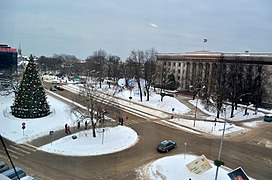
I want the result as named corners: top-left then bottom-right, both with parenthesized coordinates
top-left (244, 102), bottom-right (251, 116)
top-left (190, 85), bottom-right (205, 127)
top-left (194, 96), bottom-right (199, 127)
top-left (87, 70), bottom-right (96, 84)
top-left (209, 98), bottom-right (228, 180)
top-left (214, 107), bottom-right (227, 180)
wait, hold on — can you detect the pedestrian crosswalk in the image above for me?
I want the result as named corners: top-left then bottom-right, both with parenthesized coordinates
top-left (0, 143), bottom-right (37, 160)
top-left (124, 118), bottom-right (148, 126)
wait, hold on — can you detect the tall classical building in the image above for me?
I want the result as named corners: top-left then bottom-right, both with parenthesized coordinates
top-left (156, 51), bottom-right (272, 106)
top-left (0, 44), bottom-right (18, 75)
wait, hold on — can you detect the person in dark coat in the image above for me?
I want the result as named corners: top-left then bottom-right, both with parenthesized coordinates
top-left (121, 117), bottom-right (124, 126)
top-left (77, 121), bottom-right (80, 130)
top-left (118, 117), bottom-right (121, 125)
top-left (85, 121), bottom-right (88, 130)
top-left (65, 124), bottom-right (68, 134)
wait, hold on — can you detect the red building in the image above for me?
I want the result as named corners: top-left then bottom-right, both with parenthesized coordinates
top-left (0, 44), bottom-right (17, 75)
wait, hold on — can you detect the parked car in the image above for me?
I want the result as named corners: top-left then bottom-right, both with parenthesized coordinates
top-left (50, 86), bottom-right (57, 91)
top-left (51, 79), bottom-right (60, 84)
top-left (264, 114), bottom-right (272, 122)
top-left (157, 140), bottom-right (177, 153)
top-left (21, 175), bottom-right (35, 180)
top-left (54, 85), bottom-right (64, 91)
top-left (0, 161), bottom-right (9, 173)
top-left (2, 167), bottom-right (26, 180)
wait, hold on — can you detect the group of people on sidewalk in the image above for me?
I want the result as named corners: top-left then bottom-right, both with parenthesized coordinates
top-left (64, 124), bottom-right (71, 134)
top-left (65, 121), bottom-right (89, 135)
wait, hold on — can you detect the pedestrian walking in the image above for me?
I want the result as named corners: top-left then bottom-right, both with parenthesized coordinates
top-left (121, 117), bottom-right (124, 126)
top-left (67, 125), bottom-right (71, 134)
top-left (118, 117), bottom-right (121, 125)
top-left (77, 121), bottom-right (80, 130)
top-left (85, 121), bottom-right (88, 130)
top-left (65, 124), bottom-right (68, 134)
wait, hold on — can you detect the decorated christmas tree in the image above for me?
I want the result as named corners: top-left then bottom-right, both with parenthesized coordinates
top-left (11, 55), bottom-right (50, 118)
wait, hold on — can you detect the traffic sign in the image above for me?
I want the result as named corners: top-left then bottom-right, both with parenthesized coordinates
top-left (117, 78), bottom-right (126, 87)
top-left (22, 122), bottom-right (26, 130)
top-left (228, 167), bottom-right (249, 180)
top-left (186, 155), bottom-right (212, 174)
top-left (128, 79), bottom-right (135, 87)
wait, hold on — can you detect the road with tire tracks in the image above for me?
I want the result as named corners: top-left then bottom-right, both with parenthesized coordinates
top-left (0, 82), bottom-right (271, 180)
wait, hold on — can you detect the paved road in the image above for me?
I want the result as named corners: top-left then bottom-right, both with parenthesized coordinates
top-left (0, 83), bottom-right (271, 180)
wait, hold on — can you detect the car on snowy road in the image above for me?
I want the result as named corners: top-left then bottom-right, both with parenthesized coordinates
top-left (50, 86), bottom-right (57, 91)
top-left (2, 167), bottom-right (26, 179)
top-left (54, 85), bottom-right (64, 91)
top-left (264, 114), bottom-right (272, 122)
top-left (156, 140), bottom-right (177, 153)
top-left (0, 161), bottom-right (9, 173)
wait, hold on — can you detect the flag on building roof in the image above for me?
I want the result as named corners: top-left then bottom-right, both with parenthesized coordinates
top-left (204, 38), bottom-right (208, 43)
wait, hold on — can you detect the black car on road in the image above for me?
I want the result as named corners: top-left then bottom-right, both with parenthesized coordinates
top-left (157, 140), bottom-right (177, 153)
top-left (54, 85), bottom-right (64, 91)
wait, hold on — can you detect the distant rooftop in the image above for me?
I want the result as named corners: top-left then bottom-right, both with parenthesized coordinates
top-left (0, 44), bottom-right (17, 53)
top-left (157, 51), bottom-right (272, 64)
top-left (157, 51), bottom-right (272, 57)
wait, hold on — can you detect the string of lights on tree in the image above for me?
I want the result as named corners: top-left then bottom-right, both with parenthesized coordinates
top-left (11, 54), bottom-right (50, 118)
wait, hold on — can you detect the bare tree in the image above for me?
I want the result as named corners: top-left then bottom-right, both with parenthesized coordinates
top-left (127, 50), bottom-right (145, 102)
top-left (107, 55), bottom-right (121, 81)
top-left (70, 80), bottom-right (121, 137)
top-left (36, 55), bottom-right (63, 74)
top-left (224, 63), bottom-right (245, 117)
top-left (85, 50), bottom-right (108, 88)
top-left (154, 61), bottom-right (169, 101)
top-left (223, 63), bottom-right (268, 117)
top-left (209, 62), bottom-right (226, 119)
top-left (143, 48), bottom-right (157, 101)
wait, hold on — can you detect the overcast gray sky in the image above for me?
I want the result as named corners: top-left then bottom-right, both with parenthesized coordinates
top-left (1, 0), bottom-right (272, 60)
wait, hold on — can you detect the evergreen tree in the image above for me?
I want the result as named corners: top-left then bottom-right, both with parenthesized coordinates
top-left (11, 55), bottom-right (50, 118)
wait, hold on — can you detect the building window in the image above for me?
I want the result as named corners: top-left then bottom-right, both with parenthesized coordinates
top-left (163, 62), bottom-right (166, 66)
top-left (168, 62), bottom-right (171, 66)
top-left (177, 76), bottom-right (180, 80)
top-left (178, 63), bottom-right (181, 67)
top-left (173, 62), bottom-right (176, 66)
top-left (178, 69), bottom-right (180, 73)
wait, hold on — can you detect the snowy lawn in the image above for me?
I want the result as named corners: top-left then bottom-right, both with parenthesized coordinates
top-left (137, 154), bottom-right (232, 180)
top-left (0, 94), bottom-right (75, 143)
top-left (38, 126), bottom-right (138, 156)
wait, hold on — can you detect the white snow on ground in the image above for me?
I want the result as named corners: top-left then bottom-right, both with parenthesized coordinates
top-left (0, 94), bottom-right (74, 143)
top-left (1, 79), bottom-right (269, 179)
top-left (137, 154), bottom-right (232, 180)
top-left (189, 99), bottom-right (265, 122)
top-left (39, 126), bottom-right (138, 156)
top-left (117, 90), bottom-right (191, 115)
top-left (167, 118), bottom-right (244, 136)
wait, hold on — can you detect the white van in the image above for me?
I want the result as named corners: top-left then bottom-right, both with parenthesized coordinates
top-left (51, 79), bottom-right (60, 84)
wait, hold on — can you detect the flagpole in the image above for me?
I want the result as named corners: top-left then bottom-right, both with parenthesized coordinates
top-left (203, 38), bottom-right (207, 51)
